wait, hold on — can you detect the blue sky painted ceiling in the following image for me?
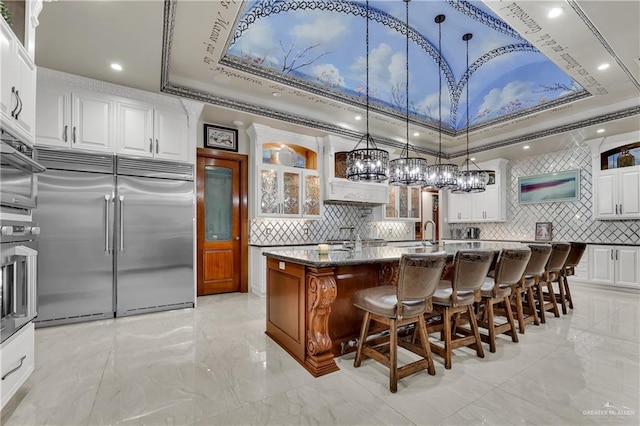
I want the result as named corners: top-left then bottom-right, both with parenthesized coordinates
top-left (225, 0), bottom-right (585, 132)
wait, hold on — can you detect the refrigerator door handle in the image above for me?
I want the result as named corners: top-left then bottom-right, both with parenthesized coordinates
top-left (119, 195), bottom-right (125, 252)
top-left (104, 194), bottom-right (110, 253)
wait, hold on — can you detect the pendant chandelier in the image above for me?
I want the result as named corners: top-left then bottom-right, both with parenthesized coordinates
top-left (389, 0), bottom-right (428, 187)
top-left (425, 14), bottom-right (458, 190)
top-left (347, 0), bottom-right (389, 182)
top-left (452, 33), bottom-right (492, 194)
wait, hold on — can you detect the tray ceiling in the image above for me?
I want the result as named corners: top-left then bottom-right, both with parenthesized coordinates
top-left (34, 0), bottom-right (640, 158)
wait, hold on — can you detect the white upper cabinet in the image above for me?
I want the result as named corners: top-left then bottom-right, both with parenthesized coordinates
top-left (447, 159), bottom-right (508, 223)
top-left (248, 123), bottom-right (322, 219)
top-left (383, 186), bottom-right (421, 221)
top-left (36, 86), bottom-right (113, 152)
top-left (117, 101), bottom-right (188, 161)
top-left (36, 69), bottom-right (197, 163)
top-left (0, 18), bottom-right (36, 145)
top-left (595, 167), bottom-right (640, 219)
top-left (589, 131), bottom-right (640, 220)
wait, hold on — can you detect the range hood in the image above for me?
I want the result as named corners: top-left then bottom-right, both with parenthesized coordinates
top-left (324, 178), bottom-right (389, 205)
top-left (321, 135), bottom-right (389, 205)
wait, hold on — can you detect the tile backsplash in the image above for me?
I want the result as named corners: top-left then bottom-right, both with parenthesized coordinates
top-left (455, 145), bottom-right (640, 244)
top-left (250, 204), bottom-right (415, 245)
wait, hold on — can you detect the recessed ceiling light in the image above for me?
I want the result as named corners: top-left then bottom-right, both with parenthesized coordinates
top-left (597, 128), bottom-right (605, 133)
top-left (355, 115), bottom-right (362, 121)
top-left (597, 63), bottom-right (610, 71)
top-left (470, 157), bottom-right (476, 161)
top-left (271, 92), bottom-right (282, 97)
top-left (523, 145), bottom-right (530, 150)
top-left (548, 7), bottom-right (564, 18)
top-left (110, 63), bottom-right (123, 71)
top-left (232, 120), bottom-right (244, 127)
top-left (413, 132), bottom-right (420, 137)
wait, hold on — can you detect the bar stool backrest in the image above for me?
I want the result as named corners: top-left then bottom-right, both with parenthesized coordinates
top-left (452, 250), bottom-right (494, 292)
top-left (564, 242), bottom-right (587, 268)
top-left (546, 243), bottom-right (571, 273)
top-left (397, 252), bottom-right (447, 302)
top-left (525, 244), bottom-right (552, 276)
top-left (493, 248), bottom-right (532, 286)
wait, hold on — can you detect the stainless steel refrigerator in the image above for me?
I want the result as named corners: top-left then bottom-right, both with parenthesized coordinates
top-left (33, 148), bottom-right (194, 326)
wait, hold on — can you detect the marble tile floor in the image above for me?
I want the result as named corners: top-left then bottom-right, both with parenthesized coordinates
top-left (1, 283), bottom-right (638, 426)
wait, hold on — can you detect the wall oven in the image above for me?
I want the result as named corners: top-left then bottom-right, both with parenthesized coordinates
top-left (1, 221), bottom-right (39, 344)
top-left (0, 129), bottom-right (46, 210)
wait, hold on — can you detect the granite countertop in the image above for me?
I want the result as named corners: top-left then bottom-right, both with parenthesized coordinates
top-left (262, 241), bottom-right (526, 268)
top-left (446, 238), bottom-right (640, 247)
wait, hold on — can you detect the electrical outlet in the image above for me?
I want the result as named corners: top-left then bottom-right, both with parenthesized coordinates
top-left (266, 227), bottom-right (272, 235)
top-left (303, 226), bottom-right (309, 235)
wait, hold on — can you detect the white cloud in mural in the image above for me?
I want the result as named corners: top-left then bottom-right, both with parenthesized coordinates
top-left (289, 15), bottom-right (348, 46)
top-left (477, 80), bottom-right (535, 116)
top-left (417, 90), bottom-right (452, 123)
top-left (233, 19), bottom-right (279, 66)
top-left (349, 43), bottom-right (405, 90)
top-left (310, 63), bottom-right (346, 88)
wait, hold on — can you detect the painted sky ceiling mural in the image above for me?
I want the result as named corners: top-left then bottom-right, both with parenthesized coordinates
top-left (224, 0), bottom-right (586, 133)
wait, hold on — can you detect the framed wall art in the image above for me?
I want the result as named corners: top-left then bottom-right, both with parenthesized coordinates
top-left (518, 169), bottom-right (580, 204)
top-left (535, 222), bottom-right (552, 241)
top-left (204, 124), bottom-right (238, 152)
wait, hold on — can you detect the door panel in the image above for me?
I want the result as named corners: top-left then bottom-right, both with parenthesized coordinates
top-left (33, 170), bottom-right (115, 323)
top-left (197, 157), bottom-right (242, 295)
top-left (116, 176), bottom-right (194, 315)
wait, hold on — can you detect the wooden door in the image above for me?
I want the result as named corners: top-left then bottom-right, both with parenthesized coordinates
top-left (197, 149), bottom-right (248, 295)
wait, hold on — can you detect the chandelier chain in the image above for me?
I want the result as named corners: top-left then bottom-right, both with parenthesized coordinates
top-left (437, 15), bottom-right (442, 164)
top-left (405, 0), bottom-right (409, 158)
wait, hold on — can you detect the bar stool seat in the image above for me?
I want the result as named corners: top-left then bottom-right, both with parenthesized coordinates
top-left (354, 285), bottom-right (427, 318)
top-left (353, 252), bottom-right (447, 393)
top-left (513, 244), bottom-right (552, 333)
top-left (537, 242), bottom-right (571, 323)
top-left (555, 242), bottom-right (587, 314)
top-left (480, 281), bottom-right (511, 299)
top-left (476, 248), bottom-right (531, 353)
top-left (425, 250), bottom-right (494, 369)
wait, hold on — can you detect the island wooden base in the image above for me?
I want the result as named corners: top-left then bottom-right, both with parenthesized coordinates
top-left (265, 257), bottom-right (398, 377)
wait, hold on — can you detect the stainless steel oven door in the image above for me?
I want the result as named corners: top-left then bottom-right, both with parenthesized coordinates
top-left (0, 240), bottom-right (38, 344)
top-left (0, 136), bottom-right (46, 210)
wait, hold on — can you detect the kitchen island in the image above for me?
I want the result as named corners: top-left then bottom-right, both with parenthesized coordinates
top-left (263, 241), bottom-right (524, 377)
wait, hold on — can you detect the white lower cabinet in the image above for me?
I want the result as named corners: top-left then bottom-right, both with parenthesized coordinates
top-left (589, 245), bottom-right (639, 288)
top-left (1, 322), bottom-right (35, 409)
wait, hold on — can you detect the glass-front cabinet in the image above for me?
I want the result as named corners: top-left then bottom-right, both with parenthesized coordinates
top-left (384, 186), bottom-right (421, 221)
top-left (256, 141), bottom-right (321, 219)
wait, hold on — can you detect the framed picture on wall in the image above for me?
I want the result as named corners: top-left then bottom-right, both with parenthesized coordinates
top-left (204, 124), bottom-right (238, 152)
top-left (535, 222), bottom-right (552, 241)
top-left (518, 170), bottom-right (580, 204)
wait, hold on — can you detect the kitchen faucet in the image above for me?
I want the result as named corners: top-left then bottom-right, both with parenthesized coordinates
top-left (422, 220), bottom-right (436, 246)
top-left (339, 225), bottom-right (355, 250)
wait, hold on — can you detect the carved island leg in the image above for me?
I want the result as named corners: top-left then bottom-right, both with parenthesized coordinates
top-left (305, 266), bottom-right (339, 377)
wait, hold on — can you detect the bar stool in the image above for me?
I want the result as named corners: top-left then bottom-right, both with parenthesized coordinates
top-left (556, 242), bottom-right (587, 314)
top-left (426, 250), bottom-right (494, 370)
top-left (513, 244), bottom-right (552, 333)
top-left (477, 248), bottom-right (531, 353)
top-left (537, 242), bottom-right (571, 323)
top-left (353, 252), bottom-right (447, 393)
